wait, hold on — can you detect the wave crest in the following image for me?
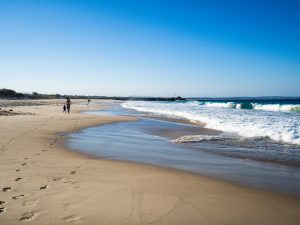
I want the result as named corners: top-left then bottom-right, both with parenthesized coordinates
top-left (200, 101), bottom-right (300, 112)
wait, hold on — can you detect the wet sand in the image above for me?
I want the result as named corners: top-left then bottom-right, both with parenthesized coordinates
top-left (146, 121), bottom-right (221, 139)
top-left (0, 99), bottom-right (300, 225)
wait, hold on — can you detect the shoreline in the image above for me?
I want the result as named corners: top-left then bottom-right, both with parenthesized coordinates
top-left (67, 111), bottom-right (300, 197)
top-left (67, 145), bottom-right (300, 199)
top-left (1, 99), bottom-right (300, 225)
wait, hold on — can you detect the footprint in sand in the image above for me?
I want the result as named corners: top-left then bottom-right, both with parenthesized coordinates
top-left (19, 211), bottom-right (37, 221)
top-left (0, 201), bottom-right (5, 205)
top-left (52, 177), bottom-right (61, 181)
top-left (63, 214), bottom-right (82, 223)
top-left (35, 153), bottom-right (40, 156)
top-left (24, 157), bottom-right (29, 160)
top-left (22, 200), bottom-right (37, 207)
top-left (41, 149), bottom-right (47, 152)
top-left (2, 187), bottom-right (11, 192)
top-left (12, 195), bottom-right (25, 200)
top-left (70, 171), bottom-right (77, 175)
top-left (40, 185), bottom-right (48, 190)
top-left (15, 177), bottom-right (22, 181)
top-left (21, 163), bottom-right (27, 166)
top-left (0, 207), bottom-right (7, 214)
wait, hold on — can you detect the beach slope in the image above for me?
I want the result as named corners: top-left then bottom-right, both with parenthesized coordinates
top-left (0, 100), bottom-right (299, 225)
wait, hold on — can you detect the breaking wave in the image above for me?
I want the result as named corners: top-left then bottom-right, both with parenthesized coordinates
top-left (122, 101), bottom-right (300, 145)
top-left (199, 102), bottom-right (300, 112)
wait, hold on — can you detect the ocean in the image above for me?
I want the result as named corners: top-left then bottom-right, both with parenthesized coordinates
top-left (122, 98), bottom-right (300, 166)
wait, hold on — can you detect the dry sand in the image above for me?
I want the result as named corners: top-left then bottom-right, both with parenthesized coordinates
top-left (0, 99), bottom-right (299, 225)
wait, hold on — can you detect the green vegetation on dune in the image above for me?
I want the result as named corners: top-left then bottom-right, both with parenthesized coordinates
top-left (0, 88), bottom-right (25, 98)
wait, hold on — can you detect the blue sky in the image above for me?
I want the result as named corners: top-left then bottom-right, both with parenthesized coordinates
top-left (0, 0), bottom-right (299, 97)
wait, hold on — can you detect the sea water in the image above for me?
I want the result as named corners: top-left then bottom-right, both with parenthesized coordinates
top-left (122, 98), bottom-right (300, 145)
top-left (122, 99), bottom-right (300, 167)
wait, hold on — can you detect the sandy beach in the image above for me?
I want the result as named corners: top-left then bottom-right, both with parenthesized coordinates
top-left (0, 99), bottom-right (300, 225)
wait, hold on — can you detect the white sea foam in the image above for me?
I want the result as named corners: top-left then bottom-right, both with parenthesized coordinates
top-left (198, 101), bottom-right (300, 112)
top-left (172, 135), bottom-right (226, 143)
top-left (122, 101), bottom-right (300, 145)
top-left (204, 102), bottom-right (236, 108)
top-left (252, 104), bottom-right (300, 112)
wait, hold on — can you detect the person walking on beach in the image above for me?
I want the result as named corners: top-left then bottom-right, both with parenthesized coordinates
top-left (66, 97), bottom-right (71, 114)
top-left (63, 104), bottom-right (66, 114)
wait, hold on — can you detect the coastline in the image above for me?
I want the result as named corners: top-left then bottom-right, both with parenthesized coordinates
top-left (1, 99), bottom-right (300, 225)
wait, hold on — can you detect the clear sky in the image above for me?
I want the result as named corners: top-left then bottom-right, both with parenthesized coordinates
top-left (0, 0), bottom-right (299, 97)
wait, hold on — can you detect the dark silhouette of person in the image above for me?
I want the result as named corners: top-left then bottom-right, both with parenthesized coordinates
top-left (66, 97), bottom-right (71, 114)
top-left (63, 104), bottom-right (66, 113)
